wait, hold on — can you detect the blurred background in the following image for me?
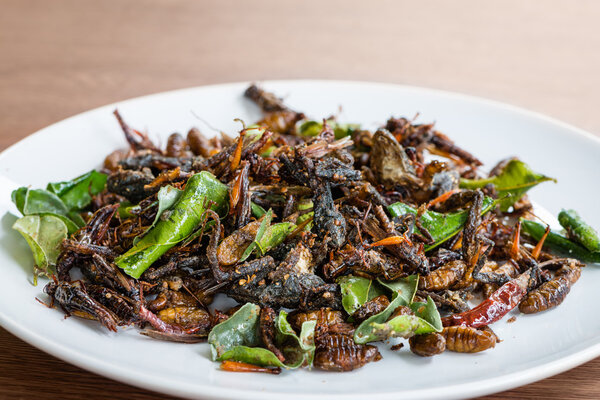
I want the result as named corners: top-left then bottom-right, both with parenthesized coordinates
top-left (2, 0), bottom-right (600, 150)
top-left (1, 0), bottom-right (600, 399)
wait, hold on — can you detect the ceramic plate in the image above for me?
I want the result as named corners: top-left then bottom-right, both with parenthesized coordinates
top-left (1, 81), bottom-right (599, 400)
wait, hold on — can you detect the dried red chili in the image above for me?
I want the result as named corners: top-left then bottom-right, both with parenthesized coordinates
top-left (442, 270), bottom-right (531, 328)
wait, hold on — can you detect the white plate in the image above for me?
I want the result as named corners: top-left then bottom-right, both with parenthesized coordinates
top-left (1, 80), bottom-right (599, 400)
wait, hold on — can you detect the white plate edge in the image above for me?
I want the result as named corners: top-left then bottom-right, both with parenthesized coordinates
top-left (1, 79), bottom-right (599, 399)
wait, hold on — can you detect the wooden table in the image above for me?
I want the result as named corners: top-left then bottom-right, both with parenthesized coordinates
top-left (2, 1), bottom-right (599, 398)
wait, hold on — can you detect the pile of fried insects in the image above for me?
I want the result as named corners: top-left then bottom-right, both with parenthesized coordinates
top-left (11, 84), bottom-right (600, 374)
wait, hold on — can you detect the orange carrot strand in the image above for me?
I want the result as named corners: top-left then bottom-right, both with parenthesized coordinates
top-left (510, 221), bottom-right (522, 260)
top-left (230, 130), bottom-right (246, 171)
top-left (426, 188), bottom-right (460, 209)
top-left (531, 225), bottom-right (551, 260)
top-left (220, 361), bottom-right (281, 375)
top-left (229, 170), bottom-right (243, 214)
top-left (367, 236), bottom-right (406, 248)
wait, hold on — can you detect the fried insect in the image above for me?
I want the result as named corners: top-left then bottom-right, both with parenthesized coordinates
top-left (313, 181), bottom-right (347, 249)
top-left (187, 128), bottom-right (214, 158)
top-left (288, 308), bottom-right (344, 331)
top-left (44, 280), bottom-right (119, 332)
top-left (441, 326), bottom-right (496, 353)
top-left (369, 129), bottom-right (420, 187)
top-left (107, 168), bottom-right (156, 203)
top-left (409, 333), bottom-right (446, 357)
top-left (310, 310), bottom-right (381, 372)
top-left (86, 284), bottom-right (137, 324)
top-left (352, 295), bottom-right (390, 323)
top-left (385, 117), bottom-right (482, 166)
top-left (229, 161), bottom-right (251, 229)
top-left (244, 84), bottom-right (290, 113)
top-left (259, 306), bottom-right (286, 362)
top-left (361, 213), bottom-right (430, 275)
top-left (165, 133), bottom-right (189, 158)
top-left (217, 219), bottom-right (261, 265)
top-left (113, 109), bottom-right (161, 153)
top-left (519, 260), bottom-right (582, 314)
top-left (314, 333), bottom-right (381, 372)
top-left (419, 260), bottom-right (466, 291)
top-left (27, 83), bottom-right (597, 375)
top-left (339, 245), bottom-right (405, 281)
top-left (157, 307), bottom-right (212, 331)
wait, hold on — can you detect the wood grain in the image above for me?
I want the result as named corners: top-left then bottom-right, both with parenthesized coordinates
top-left (1, 0), bottom-right (600, 398)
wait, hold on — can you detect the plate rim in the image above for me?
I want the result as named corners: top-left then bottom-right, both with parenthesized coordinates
top-left (1, 79), bottom-right (599, 400)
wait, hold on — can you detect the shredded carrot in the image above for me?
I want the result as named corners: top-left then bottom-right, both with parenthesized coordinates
top-left (426, 189), bottom-right (460, 209)
top-left (403, 232), bottom-right (413, 246)
top-left (229, 170), bottom-right (244, 214)
top-left (451, 233), bottom-right (463, 251)
top-left (469, 242), bottom-right (488, 268)
top-left (367, 235), bottom-right (407, 248)
top-left (220, 360), bottom-right (281, 374)
top-left (510, 220), bottom-right (522, 260)
top-left (531, 225), bottom-right (551, 260)
top-left (230, 130), bottom-right (246, 171)
top-left (144, 167), bottom-right (181, 189)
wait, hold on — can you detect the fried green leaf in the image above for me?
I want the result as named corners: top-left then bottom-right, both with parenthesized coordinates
top-left (209, 303), bottom-right (262, 360)
top-left (256, 222), bottom-right (295, 254)
top-left (388, 196), bottom-right (495, 251)
top-left (244, 125), bottom-right (267, 142)
top-left (377, 277), bottom-right (420, 305)
top-left (115, 171), bottom-right (228, 279)
top-left (460, 159), bottom-right (555, 211)
top-left (239, 209), bottom-right (296, 262)
top-left (12, 187), bottom-right (70, 217)
top-left (353, 275), bottom-right (419, 344)
top-left (296, 199), bottom-right (314, 230)
top-left (369, 297), bottom-right (443, 339)
top-left (297, 119), bottom-right (360, 139)
top-left (47, 170), bottom-right (107, 211)
top-left (133, 185), bottom-right (183, 245)
top-left (208, 303), bottom-right (316, 368)
top-left (215, 346), bottom-right (288, 368)
top-left (410, 297), bottom-right (444, 331)
top-left (67, 211), bottom-right (86, 227)
top-left (276, 310), bottom-right (316, 367)
top-left (117, 201), bottom-right (140, 219)
top-left (337, 275), bottom-right (385, 315)
top-left (558, 209), bottom-right (600, 253)
top-left (13, 214), bottom-right (69, 275)
top-left (11, 185), bottom-right (89, 229)
top-left (521, 219), bottom-right (600, 263)
top-left (239, 209), bottom-right (273, 263)
top-left (39, 213), bottom-right (79, 235)
top-left (251, 202), bottom-right (267, 218)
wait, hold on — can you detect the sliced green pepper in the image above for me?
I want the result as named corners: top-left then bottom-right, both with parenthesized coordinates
top-left (558, 209), bottom-right (600, 253)
top-left (520, 219), bottom-right (600, 263)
